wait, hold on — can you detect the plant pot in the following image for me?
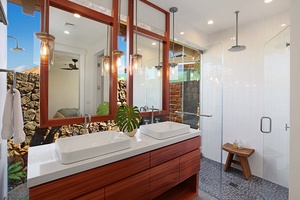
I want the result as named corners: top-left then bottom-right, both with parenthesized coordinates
top-left (125, 129), bottom-right (137, 137)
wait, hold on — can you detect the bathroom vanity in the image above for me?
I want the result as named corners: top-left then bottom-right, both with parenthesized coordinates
top-left (27, 129), bottom-right (201, 199)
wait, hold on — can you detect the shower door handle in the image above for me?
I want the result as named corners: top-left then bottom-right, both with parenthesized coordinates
top-left (260, 117), bottom-right (272, 133)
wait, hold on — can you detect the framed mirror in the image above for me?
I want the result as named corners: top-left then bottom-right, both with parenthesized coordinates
top-left (40, 0), bottom-right (117, 127)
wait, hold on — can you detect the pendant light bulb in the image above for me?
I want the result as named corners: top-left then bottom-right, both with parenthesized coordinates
top-left (35, 0), bottom-right (55, 67)
top-left (157, 69), bottom-right (161, 77)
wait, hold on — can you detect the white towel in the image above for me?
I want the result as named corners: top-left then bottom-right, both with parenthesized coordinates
top-left (1, 89), bottom-right (25, 144)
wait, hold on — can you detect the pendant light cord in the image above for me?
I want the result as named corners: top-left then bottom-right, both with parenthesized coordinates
top-left (106, 25), bottom-right (109, 55)
top-left (118, 0), bottom-right (121, 38)
top-left (169, 7), bottom-right (178, 65)
top-left (43, 0), bottom-right (46, 32)
top-left (235, 11), bottom-right (239, 46)
top-left (172, 10), bottom-right (175, 62)
top-left (158, 41), bottom-right (160, 67)
top-left (135, 0), bottom-right (138, 54)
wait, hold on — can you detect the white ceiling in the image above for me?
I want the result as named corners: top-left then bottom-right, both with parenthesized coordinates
top-left (149, 0), bottom-right (289, 35)
top-left (49, 0), bottom-right (289, 51)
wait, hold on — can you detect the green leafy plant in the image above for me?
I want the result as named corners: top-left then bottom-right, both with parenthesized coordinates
top-left (115, 104), bottom-right (141, 132)
top-left (8, 161), bottom-right (26, 181)
top-left (96, 101), bottom-right (109, 115)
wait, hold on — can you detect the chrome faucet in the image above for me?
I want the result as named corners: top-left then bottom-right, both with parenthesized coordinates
top-left (84, 114), bottom-right (91, 134)
top-left (150, 106), bottom-right (160, 124)
top-left (140, 105), bottom-right (149, 112)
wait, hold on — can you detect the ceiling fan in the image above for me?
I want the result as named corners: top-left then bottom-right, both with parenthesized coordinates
top-left (61, 59), bottom-right (79, 70)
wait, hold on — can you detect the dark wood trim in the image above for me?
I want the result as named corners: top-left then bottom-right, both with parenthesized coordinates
top-left (137, 26), bottom-right (167, 42)
top-left (39, 0), bottom-right (170, 127)
top-left (126, 0), bottom-right (134, 105)
top-left (140, 0), bottom-right (169, 14)
top-left (162, 11), bottom-right (170, 113)
top-left (40, 0), bottom-right (117, 127)
top-left (50, 0), bottom-right (113, 25)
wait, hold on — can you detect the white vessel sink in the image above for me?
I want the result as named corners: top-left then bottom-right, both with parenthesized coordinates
top-left (55, 131), bottom-right (131, 164)
top-left (140, 121), bottom-right (190, 139)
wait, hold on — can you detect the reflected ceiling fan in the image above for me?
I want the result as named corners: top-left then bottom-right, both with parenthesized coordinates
top-left (61, 59), bottom-right (79, 70)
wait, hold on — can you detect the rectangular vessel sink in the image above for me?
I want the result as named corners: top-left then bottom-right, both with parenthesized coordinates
top-left (55, 131), bottom-right (131, 164)
top-left (140, 121), bottom-right (190, 139)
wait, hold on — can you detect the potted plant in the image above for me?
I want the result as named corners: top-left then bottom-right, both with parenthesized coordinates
top-left (115, 104), bottom-right (141, 137)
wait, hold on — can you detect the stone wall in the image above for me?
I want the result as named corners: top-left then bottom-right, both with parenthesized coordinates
top-left (169, 82), bottom-right (182, 122)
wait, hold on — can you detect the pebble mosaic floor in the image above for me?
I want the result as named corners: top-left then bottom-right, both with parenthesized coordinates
top-left (199, 157), bottom-right (289, 200)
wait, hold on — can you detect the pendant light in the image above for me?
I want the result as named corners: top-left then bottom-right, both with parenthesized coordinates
top-left (129, 0), bottom-right (142, 75)
top-left (35, 0), bottom-right (55, 66)
top-left (113, 0), bottom-right (124, 67)
top-left (169, 7), bottom-right (178, 75)
top-left (102, 26), bottom-right (110, 76)
top-left (155, 41), bottom-right (162, 77)
top-left (228, 11), bottom-right (246, 52)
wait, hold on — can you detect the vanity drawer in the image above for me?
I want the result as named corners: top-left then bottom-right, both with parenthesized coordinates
top-left (150, 136), bottom-right (200, 167)
top-left (105, 170), bottom-right (150, 200)
top-left (150, 158), bottom-right (180, 199)
top-left (29, 152), bottom-right (150, 200)
top-left (180, 149), bottom-right (201, 182)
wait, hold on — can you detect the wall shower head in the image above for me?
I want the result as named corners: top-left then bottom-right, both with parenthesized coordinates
top-left (7, 35), bottom-right (25, 52)
top-left (228, 11), bottom-right (246, 52)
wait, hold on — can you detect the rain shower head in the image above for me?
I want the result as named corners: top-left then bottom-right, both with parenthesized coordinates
top-left (228, 45), bottom-right (246, 52)
top-left (228, 11), bottom-right (246, 52)
top-left (7, 35), bottom-right (25, 52)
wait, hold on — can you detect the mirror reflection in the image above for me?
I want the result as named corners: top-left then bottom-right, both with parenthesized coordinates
top-left (49, 6), bottom-right (111, 119)
top-left (133, 34), bottom-right (162, 110)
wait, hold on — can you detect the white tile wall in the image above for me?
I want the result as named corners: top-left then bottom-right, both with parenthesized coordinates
top-left (201, 11), bottom-right (290, 184)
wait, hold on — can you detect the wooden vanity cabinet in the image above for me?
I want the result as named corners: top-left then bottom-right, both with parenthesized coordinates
top-left (29, 136), bottom-right (201, 200)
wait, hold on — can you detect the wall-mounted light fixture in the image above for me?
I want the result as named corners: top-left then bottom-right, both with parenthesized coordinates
top-left (102, 26), bottom-right (110, 76)
top-left (7, 36), bottom-right (25, 52)
top-left (155, 41), bottom-right (162, 77)
top-left (129, 0), bottom-right (142, 75)
top-left (169, 7), bottom-right (178, 75)
top-left (34, 0), bottom-right (55, 67)
top-left (113, 0), bottom-right (125, 68)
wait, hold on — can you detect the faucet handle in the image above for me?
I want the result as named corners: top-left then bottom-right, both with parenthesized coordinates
top-left (144, 119), bottom-right (149, 125)
top-left (155, 118), bottom-right (160, 123)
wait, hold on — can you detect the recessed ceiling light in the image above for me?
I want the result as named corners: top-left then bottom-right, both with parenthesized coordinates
top-left (281, 23), bottom-right (287, 27)
top-left (74, 13), bottom-right (81, 18)
top-left (230, 36), bottom-right (236, 40)
top-left (152, 42), bottom-right (156, 45)
top-left (64, 30), bottom-right (70, 34)
top-left (138, 48), bottom-right (141, 51)
top-left (207, 20), bottom-right (214, 25)
top-left (180, 32), bottom-right (185, 35)
top-left (264, 0), bottom-right (273, 3)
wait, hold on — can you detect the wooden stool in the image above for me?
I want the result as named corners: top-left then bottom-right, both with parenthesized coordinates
top-left (222, 143), bottom-right (255, 180)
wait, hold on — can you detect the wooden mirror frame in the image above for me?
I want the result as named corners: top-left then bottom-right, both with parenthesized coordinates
top-left (40, 0), bottom-right (118, 127)
top-left (127, 0), bottom-right (170, 118)
top-left (40, 0), bottom-right (170, 127)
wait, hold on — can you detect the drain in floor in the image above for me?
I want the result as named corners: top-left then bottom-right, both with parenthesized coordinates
top-left (229, 182), bottom-right (238, 188)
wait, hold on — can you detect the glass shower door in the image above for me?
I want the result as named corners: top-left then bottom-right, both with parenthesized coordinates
top-left (199, 42), bottom-right (223, 199)
top-left (262, 26), bottom-right (290, 199)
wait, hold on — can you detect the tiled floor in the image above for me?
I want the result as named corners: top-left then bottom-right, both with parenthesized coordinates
top-left (198, 157), bottom-right (289, 200)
